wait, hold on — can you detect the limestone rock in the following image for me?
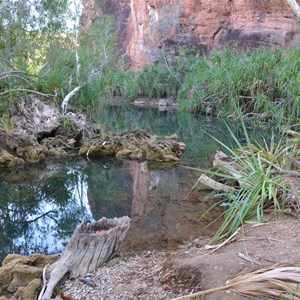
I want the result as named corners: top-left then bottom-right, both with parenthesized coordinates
top-left (11, 95), bottom-right (60, 137)
top-left (0, 99), bottom-right (97, 167)
top-left (0, 253), bottom-right (59, 300)
top-left (146, 140), bottom-right (186, 162)
top-left (0, 98), bottom-right (186, 167)
top-left (56, 112), bottom-right (87, 141)
top-left (116, 148), bottom-right (143, 160)
top-left (80, 129), bottom-right (186, 162)
top-left (16, 145), bottom-right (48, 163)
top-left (14, 278), bottom-right (42, 300)
top-left (0, 150), bottom-right (25, 167)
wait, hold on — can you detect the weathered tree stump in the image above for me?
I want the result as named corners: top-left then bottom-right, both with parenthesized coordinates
top-left (41, 216), bottom-right (130, 299)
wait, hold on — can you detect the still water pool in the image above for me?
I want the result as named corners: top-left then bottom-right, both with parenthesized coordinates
top-left (0, 105), bottom-right (268, 261)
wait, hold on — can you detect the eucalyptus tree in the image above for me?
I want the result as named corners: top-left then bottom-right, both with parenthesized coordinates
top-left (60, 14), bottom-right (117, 113)
top-left (0, 0), bottom-right (118, 114)
top-left (0, 0), bottom-right (70, 102)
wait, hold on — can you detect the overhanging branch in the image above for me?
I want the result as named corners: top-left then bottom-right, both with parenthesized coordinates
top-left (0, 89), bottom-right (54, 97)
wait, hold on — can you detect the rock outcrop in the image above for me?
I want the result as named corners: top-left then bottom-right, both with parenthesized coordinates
top-left (0, 97), bottom-right (186, 167)
top-left (79, 129), bottom-right (186, 162)
top-left (81, 0), bottom-right (300, 69)
top-left (0, 97), bottom-right (88, 167)
top-left (0, 253), bottom-right (58, 300)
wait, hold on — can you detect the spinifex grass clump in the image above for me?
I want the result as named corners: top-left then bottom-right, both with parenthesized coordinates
top-left (196, 122), bottom-right (299, 244)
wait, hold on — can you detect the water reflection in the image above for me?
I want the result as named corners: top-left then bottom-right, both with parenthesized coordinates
top-left (0, 163), bottom-right (93, 261)
top-left (0, 107), bottom-right (273, 261)
top-left (0, 157), bottom-right (222, 262)
top-left (122, 161), bottom-right (221, 251)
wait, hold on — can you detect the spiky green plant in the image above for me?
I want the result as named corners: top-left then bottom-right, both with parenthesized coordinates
top-left (191, 121), bottom-right (297, 244)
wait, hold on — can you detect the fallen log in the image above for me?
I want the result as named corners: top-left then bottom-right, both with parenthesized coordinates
top-left (41, 216), bottom-right (131, 299)
top-left (213, 151), bottom-right (249, 188)
top-left (198, 174), bottom-right (236, 193)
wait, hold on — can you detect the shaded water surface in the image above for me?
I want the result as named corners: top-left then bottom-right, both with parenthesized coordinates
top-left (0, 106), bottom-right (268, 261)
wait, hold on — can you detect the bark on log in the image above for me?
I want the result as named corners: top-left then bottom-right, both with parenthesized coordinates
top-left (286, 129), bottom-right (300, 138)
top-left (41, 216), bottom-right (130, 299)
top-left (198, 174), bottom-right (236, 192)
top-left (213, 151), bottom-right (249, 188)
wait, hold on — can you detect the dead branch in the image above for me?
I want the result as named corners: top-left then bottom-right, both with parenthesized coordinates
top-left (0, 89), bottom-right (54, 97)
top-left (204, 228), bottom-right (240, 253)
top-left (213, 151), bottom-right (249, 188)
top-left (237, 252), bottom-right (260, 265)
top-left (260, 157), bottom-right (300, 177)
top-left (286, 129), bottom-right (300, 138)
top-left (0, 70), bottom-right (40, 78)
top-left (290, 156), bottom-right (300, 169)
top-left (38, 264), bottom-right (49, 300)
top-left (61, 85), bottom-right (83, 114)
top-left (286, 0), bottom-right (300, 18)
top-left (0, 58), bottom-right (16, 70)
top-left (0, 74), bottom-right (35, 88)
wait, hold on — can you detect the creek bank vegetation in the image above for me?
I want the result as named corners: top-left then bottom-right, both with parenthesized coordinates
top-left (192, 123), bottom-right (300, 244)
top-left (2, 0), bottom-right (300, 129)
top-left (96, 45), bottom-right (300, 127)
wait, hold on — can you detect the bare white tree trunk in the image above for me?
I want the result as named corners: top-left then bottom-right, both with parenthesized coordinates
top-left (73, 0), bottom-right (81, 83)
top-left (61, 85), bottom-right (83, 114)
top-left (287, 0), bottom-right (300, 18)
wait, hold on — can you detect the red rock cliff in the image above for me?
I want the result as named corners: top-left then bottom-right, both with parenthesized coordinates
top-left (81, 0), bottom-right (300, 69)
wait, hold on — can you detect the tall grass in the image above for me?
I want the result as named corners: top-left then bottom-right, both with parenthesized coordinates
top-left (178, 47), bottom-right (283, 121)
top-left (84, 45), bottom-right (300, 127)
top-left (34, 43), bottom-right (300, 126)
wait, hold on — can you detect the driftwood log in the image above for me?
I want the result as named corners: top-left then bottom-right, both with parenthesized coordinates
top-left (213, 151), bottom-right (250, 188)
top-left (198, 174), bottom-right (236, 192)
top-left (41, 216), bottom-right (131, 299)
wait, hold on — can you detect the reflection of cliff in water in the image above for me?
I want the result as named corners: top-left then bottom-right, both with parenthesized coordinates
top-left (121, 161), bottom-right (222, 251)
top-left (86, 159), bottom-right (133, 220)
top-left (85, 158), bottom-right (222, 252)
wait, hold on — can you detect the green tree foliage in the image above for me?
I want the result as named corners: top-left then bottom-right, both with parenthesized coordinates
top-left (0, 0), bottom-right (119, 113)
top-left (37, 15), bottom-right (118, 110)
top-left (0, 0), bottom-right (69, 67)
top-left (0, 0), bottom-right (70, 110)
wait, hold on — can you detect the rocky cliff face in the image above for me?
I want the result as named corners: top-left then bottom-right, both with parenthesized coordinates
top-left (81, 0), bottom-right (300, 69)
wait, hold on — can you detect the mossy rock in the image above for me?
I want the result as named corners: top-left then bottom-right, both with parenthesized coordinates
top-left (0, 253), bottom-right (59, 300)
top-left (80, 129), bottom-right (185, 162)
top-left (14, 278), bottom-right (42, 300)
top-left (0, 150), bottom-right (25, 167)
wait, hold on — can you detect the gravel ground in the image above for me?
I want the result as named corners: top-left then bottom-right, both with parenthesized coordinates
top-left (63, 251), bottom-right (184, 300)
top-left (62, 217), bottom-right (300, 300)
